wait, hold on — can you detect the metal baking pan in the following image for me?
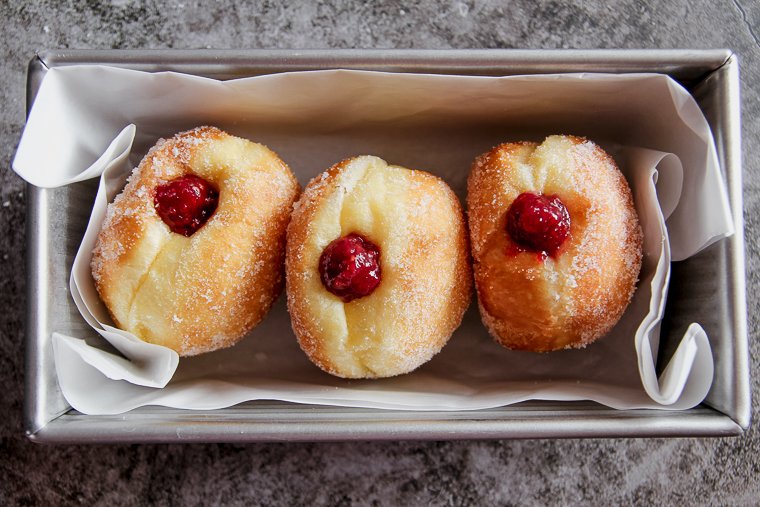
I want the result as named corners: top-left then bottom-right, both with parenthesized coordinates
top-left (24, 49), bottom-right (749, 442)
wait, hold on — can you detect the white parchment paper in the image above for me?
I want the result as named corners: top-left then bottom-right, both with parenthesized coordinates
top-left (14, 66), bottom-right (733, 414)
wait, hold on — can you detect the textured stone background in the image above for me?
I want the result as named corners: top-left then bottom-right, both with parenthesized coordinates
top-left (1, 0), bottom-right (758, 505)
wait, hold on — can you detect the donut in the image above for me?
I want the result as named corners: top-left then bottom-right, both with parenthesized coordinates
top-left (467, 135), bottom-right (642, 351)
top-left (286, 155), bottom-right (472, 378)
top-left (91, 126), bottom-right (300, 356)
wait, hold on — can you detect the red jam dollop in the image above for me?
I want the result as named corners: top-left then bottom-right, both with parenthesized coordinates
top-left (154, 175), bottom-right (219, 237)
top-left (319, 233), bottom-right (381, 302)
top-left (506, 192), bottom-right (570, 257)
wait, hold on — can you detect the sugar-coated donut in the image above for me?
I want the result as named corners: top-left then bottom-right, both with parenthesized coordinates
top-left (467, 135), bottom-right (642, 351)
top-left (286, 156), bottom-right (472, 378)
top-left (91, 126), bottom-right (300, 356)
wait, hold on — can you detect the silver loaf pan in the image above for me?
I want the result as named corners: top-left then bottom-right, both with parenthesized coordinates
top-left (24, 49), bottom-right (749, 443)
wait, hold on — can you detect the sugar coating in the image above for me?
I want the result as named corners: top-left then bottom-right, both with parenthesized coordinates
top-left (286, 156), bottom-right (472, 378)
top-left (467, 135), bottom-right (643, 351)
top-left (91, 126), bottom-right (300, 356)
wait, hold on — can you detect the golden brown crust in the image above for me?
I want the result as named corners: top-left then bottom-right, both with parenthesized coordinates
top-left (91, 126), bottom-right (300, 356)
top-left (467, 135), bottom-right (642, 351)
top-left (286, 156), bottom-right (472, 378)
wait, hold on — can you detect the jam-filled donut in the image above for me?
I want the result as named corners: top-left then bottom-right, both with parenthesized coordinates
top-left (286, 156), bottom-right (472, 378)
top-left (467, 135), bottom-right (642, 352)
top-left (91, 126), bottom-right (300, 356)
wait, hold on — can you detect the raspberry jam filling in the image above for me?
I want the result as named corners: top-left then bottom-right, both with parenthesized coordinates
top-left (506, 192), bottom-right (570, 257)
top-left (154, 175), bottom-right (219, 237)
top-left (319, 233), bottom-right (381, 302)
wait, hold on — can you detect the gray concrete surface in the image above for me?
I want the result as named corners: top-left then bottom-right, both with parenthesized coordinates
top-left (1, 0), bottom-right (758, 505)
